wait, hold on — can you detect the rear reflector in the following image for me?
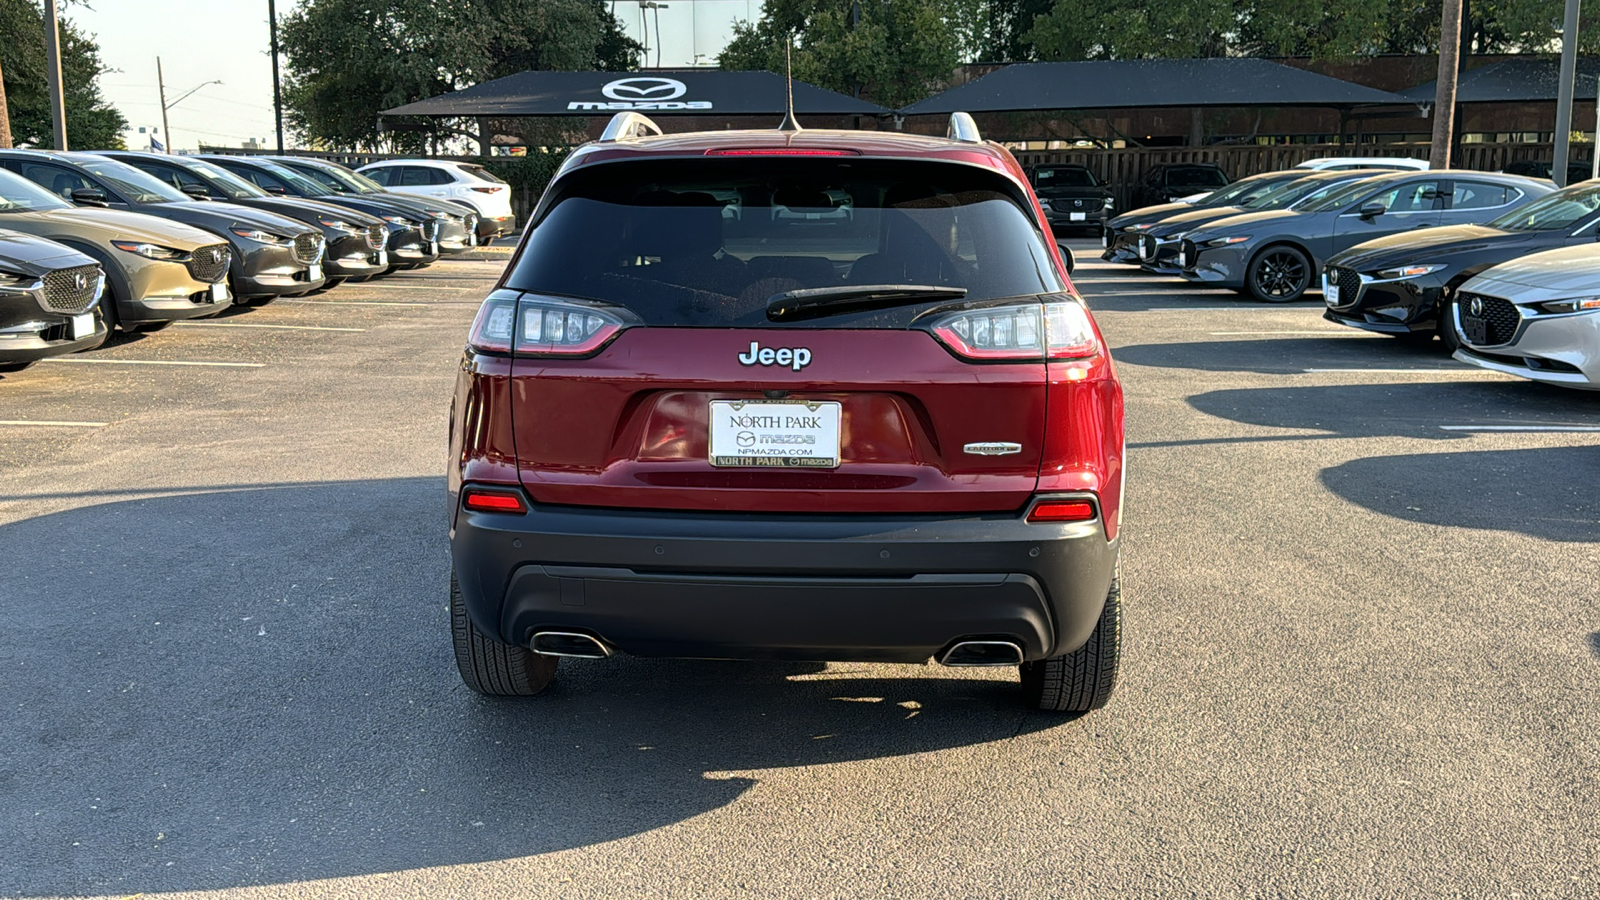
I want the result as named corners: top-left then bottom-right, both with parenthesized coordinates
top-left (703, 148), bottom-right (860, 157)
top-left (462, 489), bottom-right (527, 513)
top-left (1027, 500), bottom-right (1095, 522)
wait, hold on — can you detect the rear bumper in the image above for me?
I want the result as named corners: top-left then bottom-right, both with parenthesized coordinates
top-left (477, 214), bottom-right (516, 240)
top-left (450, 494), bottom-right (1119, 664)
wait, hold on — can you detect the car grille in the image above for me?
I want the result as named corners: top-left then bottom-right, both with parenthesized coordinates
top-left (1138, 234), bottom-right (1157, 260)
top-left (463, 213), bottom-right (479, 234)
top-left (292, 232), bottom-right (324, 265)
top-left (40, 265), bottom-right (101, 314)
top-left (1327, 266), bottom-right (1364, 309)
top-left (1179, 239), bottom-right (1198, 268)
top-left (424, 219), bottom-right (441, 241)
top-left (186, 244), bottom-right (231, 283)
top-left (1458, 292), bottom-right (1522, 345)
top-left (366, 224), bottom-right (387, 251)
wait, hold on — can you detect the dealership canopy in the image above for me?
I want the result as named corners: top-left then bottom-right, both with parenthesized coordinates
top-left (1401, 57), bottom-right (1600, 104)
top-left (381, 71), bottom-right (888, 118)
top-left (899, 59), bottom-right (1411, 115)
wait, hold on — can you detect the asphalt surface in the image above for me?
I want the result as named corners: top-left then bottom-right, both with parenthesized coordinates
top-left (2, 243), bottom-right (1597, 899)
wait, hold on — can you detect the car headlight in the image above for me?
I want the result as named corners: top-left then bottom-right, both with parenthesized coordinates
top-left (1536, 297), bottom-right (1600, 314)
top-left (1202, 236), bottom-right (1251, 247)
top-left (1376, 264), bottom-right (1446, 279)
top-left (317, 217), bottom-right (361, 233)
top-left (380, 214), bottom-right (419, 227)
top-left (111, 240), bottom-right (186, 260)
top-left (1102, 198), bottom-right (1115, 209)
top-left (231, 228), bottom-right (287, 243)
top-left (0, 269), bottom-right (35, 288)
top-left (1038, 200), bottom-right (1052, 211)
top-left (1125, 223), bottom-right (1155, 232)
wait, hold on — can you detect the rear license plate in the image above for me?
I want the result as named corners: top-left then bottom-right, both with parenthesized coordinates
top-left (1461, 315), bottom-right (1489, 345)
top-left (308, 264), bottom-right (322, 281)
top-left (1325, 284), bottom-right (1340, 307)
top-left (1070, 212), bottom-right (1087, 221)
top-left (210, 281), bottom-right (230, 303)
top-left (709, 399), bottom-right (841, 468)
top-left (70, 313), bottom-right (93, 340)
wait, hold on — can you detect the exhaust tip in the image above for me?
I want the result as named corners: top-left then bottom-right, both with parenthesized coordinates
top-left (938, 640), bottom-right (1024, 667)
top-left (530, 631), bottom-right (612, 659)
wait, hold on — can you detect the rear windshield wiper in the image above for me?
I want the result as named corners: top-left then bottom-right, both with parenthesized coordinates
top-left (766, 284), bottom-right (967, 322)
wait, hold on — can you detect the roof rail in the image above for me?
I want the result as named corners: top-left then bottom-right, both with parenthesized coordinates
top-left (947, 112), bottom-right (981, 143)
top-left (600, 112), bottom-right (663, 142)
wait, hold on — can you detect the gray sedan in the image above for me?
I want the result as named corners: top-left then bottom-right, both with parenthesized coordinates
top-left (1177, 170), bottom-right (1552, 302)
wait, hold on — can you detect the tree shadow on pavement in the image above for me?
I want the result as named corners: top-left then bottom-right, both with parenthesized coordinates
top-left (0, 479), bottom-right (1059, 896)
top-left (1588, 633), bottom-right (1600, 659)
top-left (1320, 445), bottom-right (1600, 543)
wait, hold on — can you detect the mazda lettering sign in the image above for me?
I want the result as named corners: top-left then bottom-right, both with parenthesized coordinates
top-left (569, 77), bottom-right (712, 111)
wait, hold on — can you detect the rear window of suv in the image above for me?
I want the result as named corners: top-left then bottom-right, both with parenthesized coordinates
top-left (505, 158), bottom-right (1064, 328)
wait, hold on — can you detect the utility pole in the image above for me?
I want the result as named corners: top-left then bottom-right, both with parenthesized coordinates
top-left (1553, 0), bottom-right (1580, 187)
top-left (269, 0), bottom-right (285, 153)
top-left (1429, 0), bottom-right (1464, 169)
top-left (158, 58), bottom-right (171, 154)
top-left (43, 0), bottom-right (67, 150)
top-left (0, 53), bottom-right (12, 149)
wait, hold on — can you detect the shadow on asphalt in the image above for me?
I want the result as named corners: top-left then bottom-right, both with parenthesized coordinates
top-left (1113, 335), bottom-right (1450, 374)
top-left (1589, 633), bottom-right (1600, 658)
top-left (0, 479), bottom-right (1058, 895)
top-left (1170, 382), bottom-right (1600, 444)
top-left (1320, 445), bottom-right (1600, 543)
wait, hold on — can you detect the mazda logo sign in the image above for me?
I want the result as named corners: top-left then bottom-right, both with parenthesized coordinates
top-left (1469, 296), bottom-right (1484, 317)
top-left (73, 272), bottom-right (88, 291)
top-left (602, 77), bottom-right (687, 102)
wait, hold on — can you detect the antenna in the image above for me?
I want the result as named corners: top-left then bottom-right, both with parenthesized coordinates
top-left (778, 40), bottom-right (801, 133)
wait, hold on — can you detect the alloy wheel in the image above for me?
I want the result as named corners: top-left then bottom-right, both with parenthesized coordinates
top-left (1253, 250), bottom-right (1308, 301)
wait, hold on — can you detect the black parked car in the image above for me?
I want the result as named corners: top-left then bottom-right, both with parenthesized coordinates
top-left (1323, 180), bottom-right (1600, 347)
top-left (1103, 170), bottom-right (1302, 264)
top-left (102, 151), bottom-right (391, 287)
top-left (1130, 163), bottom-right (1231, 208)
top-left (0, 150), bottom-right (327, 305)
top-left (200, 156), bottom-right (442, 271)
top-left (267, 157), bottom-right (481, 255)
top-left (1026, 164), bottom-right (1112, 233)
top-left (0, 229), bottom-right (106, 372)
top-left (1503, 159), bottom-right (1594, 186)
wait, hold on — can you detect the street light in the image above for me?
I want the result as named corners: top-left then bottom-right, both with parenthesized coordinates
top-left (157, 56), bottom-right (222, 154)
top-left (639, 1), bottom-right (669, 68)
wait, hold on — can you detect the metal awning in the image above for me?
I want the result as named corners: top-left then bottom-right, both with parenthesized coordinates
top-left (1402, 57), bottom-right (1600, 104)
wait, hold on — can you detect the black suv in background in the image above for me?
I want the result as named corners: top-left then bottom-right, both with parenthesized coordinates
top-left (1131, 163), bottom-right (1232, 207)
top-left (1026, 164), bottom-right (1113, 234)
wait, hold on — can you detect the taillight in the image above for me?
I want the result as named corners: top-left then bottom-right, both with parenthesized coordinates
top-left (468, 291), bottom-right (634, 357)
top-left (462, 488), bottom-right (527, 513)
top-left (1027, 499), bottom-right (1096, 522)
top-left (704, 148), bottom-right (860, 157)
top-left (470, 186), bottom-right (502, 193)
top-left (923, 299), bottom-right (1100, 361)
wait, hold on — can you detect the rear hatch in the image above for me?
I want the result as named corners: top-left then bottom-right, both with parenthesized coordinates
top-left (490, 156), bottom-right (1083, 514)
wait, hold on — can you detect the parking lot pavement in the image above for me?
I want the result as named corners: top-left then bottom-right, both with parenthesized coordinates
top-left (1, 245), bottom-right (1597, 899)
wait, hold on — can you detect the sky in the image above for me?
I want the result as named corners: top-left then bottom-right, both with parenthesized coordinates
top-left (71, 0), bottom-right (759, 154)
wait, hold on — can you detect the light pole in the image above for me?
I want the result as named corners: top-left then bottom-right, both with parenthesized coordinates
top-left (157, 58), bottom-right (222, 154)
top-left (269, 0), bottom-right (284, 154)
top-left (1553, 0), bottom-right (1580, 186)
top-left (43, 0), bottom-right (67, 149)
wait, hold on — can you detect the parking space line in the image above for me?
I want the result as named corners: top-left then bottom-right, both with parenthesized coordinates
top-left (277, 299), bottom-right (432, 307)
top-left (174, 322), bottom-right (366, 332)
top-left (43, 358), bottom-right (265, 368)
top-left (1210, 330), bottom-right (1363, 336)
top-left (1303, 367), bottom-right (1507, 375)
top-left (0, 419), bottom-right (108, 428)
top-left (1439, 425), bottom-right (1600, 433)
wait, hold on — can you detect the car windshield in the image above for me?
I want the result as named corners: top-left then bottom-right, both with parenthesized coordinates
top-left (289, 161), bottom-right (378, 194)
top-left (244, 160), bottom-right (334, 196)
top-left (76, 156), bottom-right (189, 204)
top-left (505, 158), bottom-right (1065, 329)
top-left (1166, 166), bottom-right (1229, 187)
top-left (1254, 176), bottom-right (1363, 210)
top-left (1298, 177), bottom-right (1400, 213)
top-left (0, 168), bottom-right (73, 212)
top-left (1033, 167), bottom-right (1097, 188)
top-left (1202, 176), bottom-right (1277, 206)
top-left (189, 160), bottom-right (270, 199)
top-left (1487, 182), bottom-right (1600, 231)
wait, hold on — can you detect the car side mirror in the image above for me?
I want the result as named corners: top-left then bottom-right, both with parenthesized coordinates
top-left (1359, 201), bottom-right (1387, 219)
top-left (70, 187), bottom-right (108, 206)
top-left (181, 183), bottom-right (212, 200)
top-left (1055, 239), bottom-right (1076, 274)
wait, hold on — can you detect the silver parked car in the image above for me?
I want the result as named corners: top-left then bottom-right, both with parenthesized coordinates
top-left (1452, 243), bottom-right (1600, 389)
top-left (1177, 171), bottom-right (1552, 302)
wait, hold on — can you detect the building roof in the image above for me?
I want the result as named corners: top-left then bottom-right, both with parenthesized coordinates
top-left (1402, 56), bottom-right (1600, 104)
top-left (899, 59), bottom-right (1411, 116)
top-left (382, 70), bottom-right (888, 118)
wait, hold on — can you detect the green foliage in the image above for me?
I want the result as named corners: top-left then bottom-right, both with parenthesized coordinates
top-left (477, 148), bottom-right (569, 195)
top-left (280, 0), bottom-right (639, 152)
top-left (718, 0), bottom-right (963, 109)
top-left (0, 0), bottom-right (127, 149)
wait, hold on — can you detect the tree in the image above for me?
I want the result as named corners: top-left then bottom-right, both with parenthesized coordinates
top-left (719, 0), bottom-right (963, 110)
top-left (0, 0), bottom-right (126, 149)
top-left (280, 0), bottom-right (637, 152)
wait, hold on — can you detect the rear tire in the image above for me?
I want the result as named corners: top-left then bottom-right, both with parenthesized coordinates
top-left (1020, 568), bottom-right (1121, 712)
top-left (450, 573), bottom-right (557, 696)
top-left (1246, 246), bottom-right (1311, 303)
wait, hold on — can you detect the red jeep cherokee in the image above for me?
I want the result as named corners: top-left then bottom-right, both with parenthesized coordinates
top-left (448, 114), bottom-right (1126, 712)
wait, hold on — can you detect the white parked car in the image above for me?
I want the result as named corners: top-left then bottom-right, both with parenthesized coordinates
top-left (1295, 157), bottom-right (1430, 172)
top-left (356, 160), bottom-right (516, 239)
top-left (1452, 243), bottom-right (1600, 389)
